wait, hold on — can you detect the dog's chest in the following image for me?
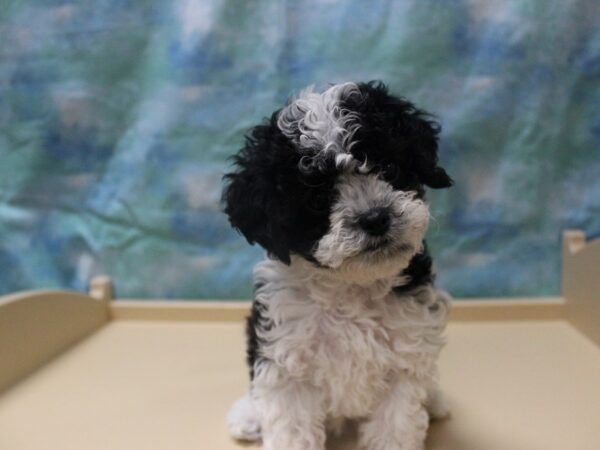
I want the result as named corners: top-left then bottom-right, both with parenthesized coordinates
top-left (261, 287), bottom-right (445, 417)
top-left (306, 303), bottom-right (397, 413)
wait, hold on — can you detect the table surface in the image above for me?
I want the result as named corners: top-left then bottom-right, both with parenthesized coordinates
top-left (1, 319), bottom-right (600, 450)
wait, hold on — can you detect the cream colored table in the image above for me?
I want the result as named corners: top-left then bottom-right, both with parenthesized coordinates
top-left (1, 231), bottom-right (599, 450)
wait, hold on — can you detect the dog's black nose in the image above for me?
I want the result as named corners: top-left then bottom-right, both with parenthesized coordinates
top-left (358, 207), bottom-right (391, 236)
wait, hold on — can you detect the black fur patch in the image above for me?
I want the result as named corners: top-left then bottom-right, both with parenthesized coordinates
top-left (246, 283), bottom-right (272, 381)
top-left (340, 81), bottom-right (453, 196)
top-left (222, 112), bottom-right (339, 264)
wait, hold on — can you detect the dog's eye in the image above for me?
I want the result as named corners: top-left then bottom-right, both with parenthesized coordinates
top-left (383, 163), bottom-right (399, 182)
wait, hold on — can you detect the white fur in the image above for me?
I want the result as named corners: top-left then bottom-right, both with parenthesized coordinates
top-left (315, 173), bottom-right (430, 285)
top-left (277, 82), bottom-right (362, 168)
top-left (226, 391), bottom-right (261, 441)
top-left (228, 256), bottom-right (451, 450)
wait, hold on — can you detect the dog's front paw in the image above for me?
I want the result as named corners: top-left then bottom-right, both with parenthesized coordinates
top-left (426, 389), bottom-right (451, 420)
top-left (226, 392), bottom-right (261, 441)
top-left (360, 438), bottom-right (424, 450)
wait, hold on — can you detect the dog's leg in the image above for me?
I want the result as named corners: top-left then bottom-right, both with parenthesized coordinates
top-left (226, 390), bottom-right (261, 441)
top-left (425, 387), bottom-right (450, 420)
top-left (254, 374), bottom-right (326, 450)
top-left (424, 290), bottom-right (452, 421)
top-left (359, 378), bottom-right (429, 450)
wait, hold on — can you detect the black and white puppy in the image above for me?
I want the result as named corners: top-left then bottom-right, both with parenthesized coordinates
top-left (223, 81), bottom-right (452, 450)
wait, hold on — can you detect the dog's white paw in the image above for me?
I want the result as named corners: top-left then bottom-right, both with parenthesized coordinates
top-left (226, 392), bottom-right (261, 441)
top-left (426, 389), bottom-right (451, 420)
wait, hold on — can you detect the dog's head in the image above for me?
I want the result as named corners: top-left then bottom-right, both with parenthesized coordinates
top-left (223, 81), bottom-right (452, 284)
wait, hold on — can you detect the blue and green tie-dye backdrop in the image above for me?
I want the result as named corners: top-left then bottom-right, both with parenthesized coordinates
top-left (1, 1), bottom-right (599, 299)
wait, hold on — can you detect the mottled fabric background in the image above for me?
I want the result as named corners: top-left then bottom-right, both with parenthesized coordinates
top-left (1, 0), bottom-right (599, 299)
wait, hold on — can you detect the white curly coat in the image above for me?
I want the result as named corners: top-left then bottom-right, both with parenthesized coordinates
top-left (228, 256), bottom-right (451, 450)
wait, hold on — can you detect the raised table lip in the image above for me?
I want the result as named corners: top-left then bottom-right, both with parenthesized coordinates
top-left (0, 289), bottom-right (567, 323)
top-left (0, 289), bottom-right (104, 307)
top-left (0, 288), bottom-right (581, 324)
top-left (107, 297), bottom-right (566, 323)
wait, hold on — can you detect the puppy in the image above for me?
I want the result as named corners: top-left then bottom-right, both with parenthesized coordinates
top-left (223, 81), bottom-right (452, 450)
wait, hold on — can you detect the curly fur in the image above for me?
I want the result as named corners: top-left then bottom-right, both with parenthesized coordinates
top-left (223, 81), bottom-right (453, 450)
top-left (277, 82), bottom-right (362, 165)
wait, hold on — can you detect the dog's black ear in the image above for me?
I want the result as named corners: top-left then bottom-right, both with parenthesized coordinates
top-left (411, 117), bottom-right (453, 189)
top-left (222, 113), bottom-right (294, 264)
top-left (349, 81), bottom-right (453, 190)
